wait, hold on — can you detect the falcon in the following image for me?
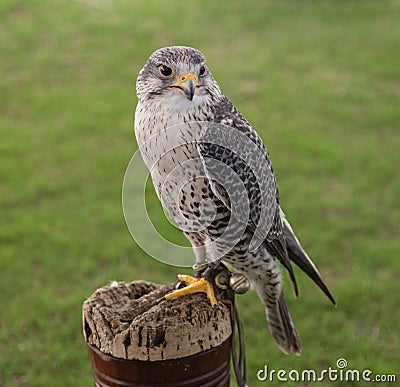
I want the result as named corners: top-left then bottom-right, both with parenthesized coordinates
top-left (134, 46), bottom-right (335, 354)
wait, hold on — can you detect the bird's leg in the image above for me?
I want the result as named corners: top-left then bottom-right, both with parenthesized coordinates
top-left (152, 262), bottom-right (226, 314)
top-left (166, 275), bottom-right (218, 310)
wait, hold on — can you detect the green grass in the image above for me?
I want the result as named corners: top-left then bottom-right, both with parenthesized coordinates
top-left (1, 1), bottom-right (399, 386)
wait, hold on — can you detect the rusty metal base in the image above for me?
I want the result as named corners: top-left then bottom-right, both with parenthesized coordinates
top-left (88, 338), bottom-right (230, 387)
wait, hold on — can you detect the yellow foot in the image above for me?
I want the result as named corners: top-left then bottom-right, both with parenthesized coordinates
top-left (164, 275), bottom-right (217, 311)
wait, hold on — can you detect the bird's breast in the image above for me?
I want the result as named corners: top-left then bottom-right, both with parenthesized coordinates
top-left (135, 101), bottom-right (209, 202)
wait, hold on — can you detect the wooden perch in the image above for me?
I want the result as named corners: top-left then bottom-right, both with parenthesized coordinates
top-left (82, 280), bottom-right (233, 386)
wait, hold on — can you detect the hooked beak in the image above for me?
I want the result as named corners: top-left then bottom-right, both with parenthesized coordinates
top-left (169, 73), bottom-right (200, 101)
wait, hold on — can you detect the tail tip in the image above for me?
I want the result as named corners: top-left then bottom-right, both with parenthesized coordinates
top-left (277, 341), bottom-right (302, 356)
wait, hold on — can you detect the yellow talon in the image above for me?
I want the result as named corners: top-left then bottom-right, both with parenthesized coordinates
top-left (164, 275), bottom-right (217, 308)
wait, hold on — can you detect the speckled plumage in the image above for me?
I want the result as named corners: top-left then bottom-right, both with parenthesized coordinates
top-left (134, 46), bottom-right (335, 354)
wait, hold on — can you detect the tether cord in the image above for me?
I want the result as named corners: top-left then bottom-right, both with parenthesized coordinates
top-left (230, 292), bottom-right (247, 387)
top-left (192, 263), bottom-right (249, 387)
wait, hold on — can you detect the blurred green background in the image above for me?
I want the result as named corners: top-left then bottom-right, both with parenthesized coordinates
top-left (1, 1), bottom-right (399, 386)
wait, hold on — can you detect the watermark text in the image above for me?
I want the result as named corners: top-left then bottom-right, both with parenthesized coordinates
top-left (257, 358), bottom-right (396, 383)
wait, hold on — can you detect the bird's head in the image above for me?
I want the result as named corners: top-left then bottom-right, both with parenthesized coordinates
top-left (136, 46), bottom-right (222, 109)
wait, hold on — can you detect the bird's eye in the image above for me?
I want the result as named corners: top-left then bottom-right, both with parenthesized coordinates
top-left (159, 65), bottom-right (173, 77)
top-left (199, 65), bottom-right (206, 77)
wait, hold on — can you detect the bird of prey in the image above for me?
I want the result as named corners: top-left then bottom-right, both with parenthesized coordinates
top-left (134, 46), bottom-right (335, 355)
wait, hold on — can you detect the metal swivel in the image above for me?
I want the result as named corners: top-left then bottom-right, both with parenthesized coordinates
top-left (229, 273), bottom-right (250, 294)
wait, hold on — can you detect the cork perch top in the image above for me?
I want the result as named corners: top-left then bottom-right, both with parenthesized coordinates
top-left (82, 280), bottom-right (233, 361)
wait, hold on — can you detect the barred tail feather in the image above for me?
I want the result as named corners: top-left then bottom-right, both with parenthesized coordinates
top-left (266, 292), bottom-right (302, 355)
top-left (228, 246), bottom-right (302, 355)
